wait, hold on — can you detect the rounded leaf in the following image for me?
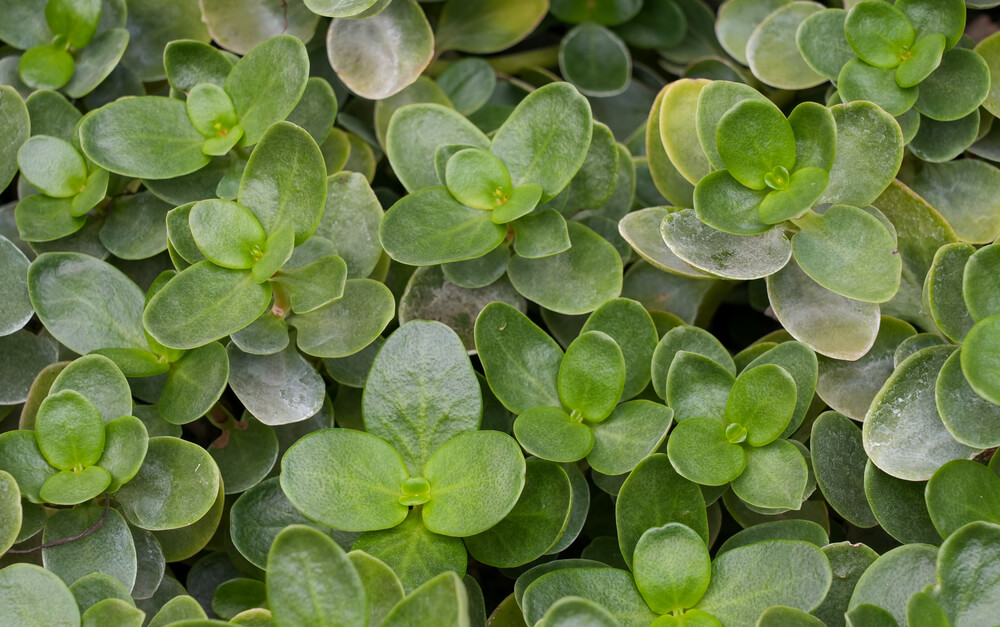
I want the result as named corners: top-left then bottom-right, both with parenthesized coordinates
top-left (514, 406), bottom-right (594, 463)
top-left (633, 523), bottom-right (710, 614)
top-left (559, 331), bottom-right (626, 422)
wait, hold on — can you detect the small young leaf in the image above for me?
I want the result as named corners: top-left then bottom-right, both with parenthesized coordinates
top-left (667, 417), bottom-right (746, 486)
top-left (514, 406), bottom-right (594, 463)
top-left (35, 389), bottom-right (105, 471)
top-left (445, 148), bottom-right (512, 210)
top-left (632, 523), bottom-right (710, 614)
top-left (558, 331), bottom-right (626, 422)
top-left (716, 99), bottom-right (796, 191)
top-left (17, 135), bottom-right (88, 198)
top-left (189, 199), bottom-right (265, 270)
top-left (727, 364), bottom-right (796, 447)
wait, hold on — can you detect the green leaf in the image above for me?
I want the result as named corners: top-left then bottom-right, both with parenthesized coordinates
top-left (731, 439), bottom-right (809, 510)
top-left (386, 104), bottom-right (490, 193)
top-left (717, 519), bottom-right (828, 556)
top-left (98, 190), bottom-right (170, 261)
top-left (895, 33), bottom-right (946, 88)
top-left (0, 430), bottom-right (58, 503)
top-left (79, 96), bottom-right (209, 179)
top-left (188, 200), bottom-right (265, 270)
top-left (223, 35), bottom-right (308, 146)
top-left (633, 523), bottom-right (710, 614)
top-left (315, 171), bottom-right (385, 278)
top-left (766, 258), bottom-right (880, 361)
top-left (746, 2), bottom-right (825, 90)
top-left (281, 428), bottom-right (408, 532)
top-left (865, 345), bottom-right (981, 480)
top-left (696, 165), bottom-right (777, 237)
top-left (97, 415), bottom-right (148, 492)
top-left (897, 0), bottom-right (965, 48)
top-left (143, 261), bottom-right (271, 350)
top-left (758, 167), bottom-right (829, 225)
top-left (326, 0), bottom-right (433, 100)
top-left (661, 209), bottom-right (793, 281)
top-left (115, 437), bottom-right (221, 530)
top-left (667, 417), bottom-right (746, 486)
top-left (14, 195), bottom-right (82, 243)
top-left (666, 351), bottom-right (734, 423)
top-left (0, 234), bottom-right (33, 336)
top-left (965, 243), bottom-right (1000, 321)
top-left (18, 44), bottom-right (75, 91)
top-left (911, 161), bottom-right (1000, 245)
top-left (43, 505), bottom-right (136, 590)
top-left (475, 302), bottom-right (563, 413)
top-left (580, 299), bottom-right (658, 401)
top-left (914, 47), bottom-right (990, 122)
top-left (46, 0), bottom-right (101, 48)
top-left (163, 39), bottom-right (233, 92)
top-left (0, 86), bottom-right (30, 191)
top-left (864, 461), bottom-right (940, 545)
top-left (695, 541), bottom-right (831, 623)
top-left (50, 353), bottom-right (132, 425)
top-left (363, 320), bottom-right (481, 474)
top-left (791, 205), bottom-right (901, 303)
top-left (537, 597), bottom-right (619, 627)
top-left (961, 315), bottom-right (1000, 406)
top-left (464, 458), bottom-right (570, 567)
top-left (558, 331), bottom-right (625, 422)
top-left (507, 221), bottom-right (623, 315)
top-left (436, 0), bottom-right (548, 54)
top-left (348, 551), bottom-right (405, 627)
top-left (522, 567), bottom-right (657, 626)
top-left (727, 364), bottom-right (796, 447)
top-left (445, 148), bottom-right (512, 211)
top-left (925, 243), bottom-right (977, 342)
top-left (422, 430), bottom-right (525, 537)
top-left (938, 347), bottom-right (1000, 449)
top-left (0, 470), bottom-right (21, 554)
top-left (716, 99), bottom-right (795, 191)
top-left (380, 187), bottom-right (506, 265)
top-left (820, 101), bottom-right (903, 208)
top-left (158, 342), bottom-right (229, 425)
top-left (286, 77), bottom-right (338, 144)
top-left (559, 23), bottom-right (631, 97)
top-left (810, 412), bottom-right (878, 528)
top-left (28, 252), bottom-right (147, 355)
top-left (17, 135), bottom-right (88, 198)
top-left (227, 342), bottom-right (325, 426)
top-left (652, 324), bottom-right (736, 400)
top-left (0, 564), bottom-right (80, 627)
top-left (490, 82), bottom-right (593, 201)
top-left (514, 406), bottom-right (594, 462)
top-left (908, 110), bottom-right (981, 163)
top-left (838, 59), bottom-right (918, 117)
top-left (266, 525), bottom-right (367, 627)
top-left (290, 279), bottom-right (395, 359)
top-left (35, 389), bottom-right (105, 471)
top-left (588, 400), bottom-right (672, 476)
top-left (436, 58), bottom-right (496, 117)
top-left (844, 0), bottom-right (913, 68)
top-left (926, 459), bottom-right (1000, 539)
top-left (936, 521), bottom-right (1000, 625)
top-left (352, 509), bottom-right (467, 593)
top-left (695, 80), bottom-right (770, 171)
top-left (272, 253), bottom-right (346, 312)
top-left (659, 78), bottom-right (711, 185)
top-left (744, 340), bottom-right (818, 438)
top-left (39, 465), bottom-right (111, 505)
top-left (237, 121), bottom-right (327, 245)
top-left (511, 210), bottom-right (571, 259)
top-left (795, 8), bottom-right (854, 82)
top-left (849, 544), bottom-right (937, 624)
top-left (382, 572), bottom-right (468, 627)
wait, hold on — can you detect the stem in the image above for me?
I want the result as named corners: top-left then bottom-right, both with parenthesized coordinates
top-left (6, 498), bottom-right (110, 554)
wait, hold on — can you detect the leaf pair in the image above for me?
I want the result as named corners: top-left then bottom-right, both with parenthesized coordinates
top-left (81, 35), bottom-right (310, 178)
top-left (693, 81), bottom-right (835, 230)
top-left (0, 355), bottom-right (147, 505)
top-left (520, 533), bottom-right (832, 626)
top-left (267, 524), bottom-right (469, 627)
top-left (660, 328), bottom-right (817, 510)
top-left (15, 135), bottom-right (109, 243)
top-left (280, 428), bottom-right (525, 537)
top-left (476, 301), bottom-right (671, 474)
top-left (14, 0), bottom-right (129, 98)
top-left (443, 147), bottom-right (543, 223)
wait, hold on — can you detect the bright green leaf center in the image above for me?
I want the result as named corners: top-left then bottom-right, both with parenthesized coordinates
top-left (399, 476), bottom-right (431, 506)
top-left (764, 166), bottom-right (790, 191)
top-left (725, 423), bottom-right (747, 444)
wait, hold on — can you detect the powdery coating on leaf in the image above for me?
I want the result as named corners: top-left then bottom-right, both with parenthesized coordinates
top-left (863, 345), bottom-right (981, 481)
top-left (326, 0), bottom-right (434, 100)
top-left (746, 1), bottom-right (826, 90)
top-left (227, 343), bottom-right (325, 426)
top-left (766, 258), bottom-right (880, 361)
top-left (660, 208), bottom-right (792, 281)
